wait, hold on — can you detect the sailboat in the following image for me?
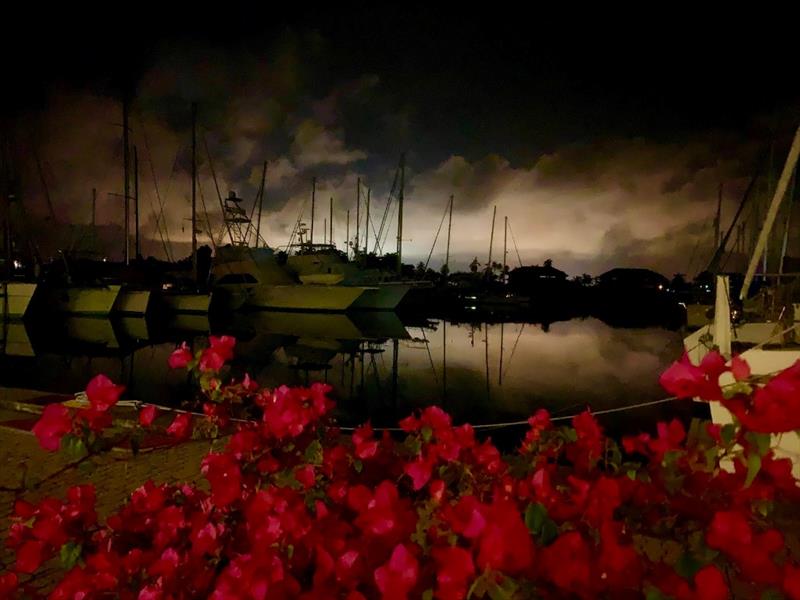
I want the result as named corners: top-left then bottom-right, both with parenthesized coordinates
top-left (284, 158), bottom-right (414, 310)
top-left (684, 124), bottom-right (800, 472)
top-left (157, 103), bottom-right (212, 315)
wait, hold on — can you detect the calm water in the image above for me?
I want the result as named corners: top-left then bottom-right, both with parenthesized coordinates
top-left (0, 313), bottom-right (697, 437)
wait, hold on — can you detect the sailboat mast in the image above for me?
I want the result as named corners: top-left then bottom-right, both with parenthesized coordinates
top-left (365, 187), bottom-right (370, 255)
top-left (741, 125), bottom-right (800, 300)
top-left (255, 161), bottom-right (267, 248)
top-left (503, 216), bottom-right (508, 282)
top-left (397, 153), bottom-right (405, 274)
top-left (329, 197), bottom-right (333, 247)
top-left (123, 97), bottom-right (130, 265)
top-left (355, 177), bottom-right (360, 254)
top-left (445, 194), bottom-right (453, 274)
top-left (134, 145), bottom-right (140, 259)
top-left (191, 102), bottom-right (197, 282)
top-left (487, 205), bottom-right (497, 275)
top-left (346, 209), bottom-right (350, 259)
top-left (92, 188), bottom-right (96, 228)
top-left (714, 184), bottom-right (722, 250)
top-left (310, 177), bottom-right (316, 245)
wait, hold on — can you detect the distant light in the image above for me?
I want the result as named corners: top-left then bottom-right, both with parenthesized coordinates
top-left (658, 284), bottom-right (663, 290)
top-left (12, 260), bottom-right (22, 269)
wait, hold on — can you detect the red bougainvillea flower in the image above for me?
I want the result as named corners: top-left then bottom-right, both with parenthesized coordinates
top-left (139, 404), bottom-right (158, 427)
top-left (32, 403), bottom-right (73, 451)
top-left (784, 564), bottom-right (800, 600)
top-left (14, 539), bottom-right (46, 574)
top-left (168, 342), bottom-right (193, 369)
top-left (566, 410), bottom-right (604, 471)
top-left (692, 565), bottom-right (730, 600)
top-left (432, 545), bottom-right (474, 599)
top-left (374, 543), bottom-right (419, 600)
top-left (209, 335), bottom-right (236, 361)
top-left (659, 351), bottom-right (725, 400)
top-left (202, 453), bottom-right (242, 508)
top-left (0, 573), bottom-right (17, 597)
top-left (86, 374), bottom-right (125, 412)
top-left (476, 499), bottom-right (535, 575)
top-left (166, 412), bottom-right (192, 439)
top-left (197, 336), bottom-right (236, 372)
top-left (540, 531), bottom-right (591, 594)
top-left (404, 455), bottom-right (434, 491)
top-left (730, 354), bottom-right (751, 381)
top-left (724, 362), bottom-right (800, 432)
top-left (352, 423), bottom-right (379, 459)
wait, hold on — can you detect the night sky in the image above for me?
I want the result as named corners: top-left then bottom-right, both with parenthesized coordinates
top-left (4, 8), bottom-right (800, 275)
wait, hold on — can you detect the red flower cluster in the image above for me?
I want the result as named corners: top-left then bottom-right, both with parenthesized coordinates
top-left (6, 340), bottom-right (800, 599)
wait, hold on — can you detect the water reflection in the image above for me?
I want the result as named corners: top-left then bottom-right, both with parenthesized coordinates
top-left (0, 312), bottom-right (696, 437)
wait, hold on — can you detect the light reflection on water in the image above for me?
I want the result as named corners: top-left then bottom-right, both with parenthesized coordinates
top-left (0, 315), bottom-right (694, 437)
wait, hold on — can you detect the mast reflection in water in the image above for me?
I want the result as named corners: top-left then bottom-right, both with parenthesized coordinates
top-left (0, 313), bottom-right (691, 438)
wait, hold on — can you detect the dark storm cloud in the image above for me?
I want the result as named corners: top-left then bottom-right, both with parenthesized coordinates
top-left (8, 12), bottom-right (800, 274)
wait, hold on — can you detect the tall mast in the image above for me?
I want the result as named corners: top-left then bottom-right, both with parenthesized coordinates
top-left (397, 153), bottom-right (405, 274)
top-left (741, 124), bottom-right (800, 300)
top-left (355, 177), bottom-right (360, 254)
top-left (191, 102), bottom-right (197, 282)
top-left (91, 188), bottom-right (96, 228)
top-left (122, 96), bottom-right (130, 265)
top-left (365, 187), bottom-right (370, 255)
top-left (503, 215), bottom-right (508, 282)
top-left (255, 161), bottom-right (267, 248)
top-left (487, 205), bottom-right (497, 275)
top-left (310, 177), bottom-right (316, 245)
top-left (445, 194), bottom-right (453, 274)
top-left (714, 183), bottom-right (722, 250)
top-left (323, 218), bottom-right (327, 244)
top-left (346, 209), bottom-right (350, 259)
top-left (134, 145), bottom-right (140, 259)
top-left (329, 197), bottom-right (333, 247)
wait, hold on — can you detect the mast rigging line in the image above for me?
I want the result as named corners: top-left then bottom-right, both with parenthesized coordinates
top-left (202, 133), bottom-right (235, 246)
top-left (136, 112), bottom-right (174, 262)
top-left (373, 159), bottom-right (401, 254)
top-left (423, 197), bottom-right (451, 271)
top-left (506, 221), bottom-right (523, 267)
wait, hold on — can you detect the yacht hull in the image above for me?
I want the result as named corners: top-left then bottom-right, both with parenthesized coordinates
top-left (113, 289), bottom-right (151, 315)
top-left (350, 284), bottom-right (410, 311)
top-left (45, 285), bottom-right (121, 316)
top-left (161, 292), bottom-right (212, 314)
top-left (0, 282), bottom-right (37, 318)
top-left (246, 284), bottom-right (365, 312)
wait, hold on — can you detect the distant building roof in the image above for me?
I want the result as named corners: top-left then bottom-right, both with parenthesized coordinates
top-left (510, 265), bottom-right (568, 280)
top-left (597, 268), bottom-right (669, 286)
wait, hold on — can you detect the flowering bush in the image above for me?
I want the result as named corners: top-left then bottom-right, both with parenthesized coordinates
top-left (2, 337), bottom-right (800, 599)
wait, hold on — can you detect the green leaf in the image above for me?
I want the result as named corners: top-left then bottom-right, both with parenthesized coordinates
top-left (60, 542), bottom-right (82, 570)
top-left (353, 459), bottom-right (363, 473)
top-left (645, 588), bottom-right (669, 600)
top-left (61, 434), bottom-right (87, 460)
top-left (744, 453), bottom-right (762, 488)
top-left (675, 552), bottom-right (702, 579)
top-left (627, 469), bottom-right (637, 480)
top-left (760, 588), bottom-right (785, 600)
top-left (563, 428), bottom-right (578, 442)
top-left (524, 502), bottom-right (547, 534)
top-left (421, 426), bottom-right (433, 442)
top-left (304, 440), bottom-right (323, 466)
top-left (422, 590), bottom-right (434, 600)
top-left (745, 432), bottom-right (772, 457)
top-left (721, 423), bottom-right (737, 446)
top-left (468, 572), bottom-right (490, 598)
top-left (539, 519), bottom-right (559, 546)
top-left (723, 381), bottom-right (752, 399)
